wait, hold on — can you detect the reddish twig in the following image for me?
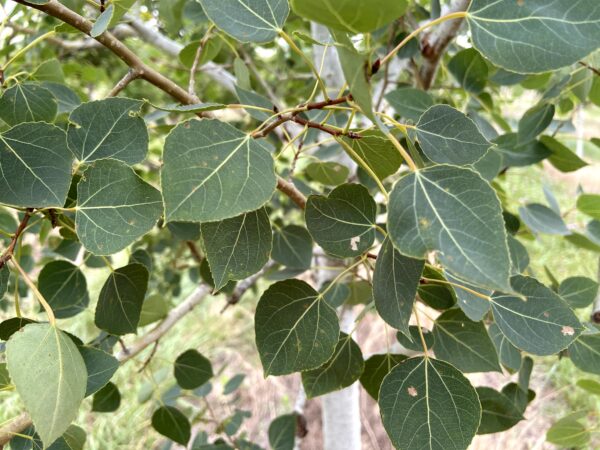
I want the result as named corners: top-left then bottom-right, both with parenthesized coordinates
top-left (0, 209), bottom-right (33, 270)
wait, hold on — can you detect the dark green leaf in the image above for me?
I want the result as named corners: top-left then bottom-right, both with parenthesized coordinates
top-left (37, 261), bottom-right (89, 319)
top-left (518, 103), bottom-right (554, 144)
top-left (476, 387), bottom-right (524, 434)
top-left (272, 225), bottom-right (313, 270)
top-left (508, 235), bottom-right (529, 274)
top-left (396, 326), bottom-right (434, 352)
top-left (448, 48), bottom-right (488, 93)
top-left (518, 203), bottom-right (570, 235)
top-left (418, 266), bottom-right (456, 310)
top-left (174, 349), bottom-right (213, 389)
top-left (0, 83), bottom-right (57, 126)
top-left (41, 82), bottom-right (81, 115)
top-left (488, 322), bottom-right (522, 371)
top-left (359, 353), bottom-right (407, 400)
top-left (569, 333), bottom-right (600, 375)
top-left (385, 87), bottom-right (433, 122)
top-left (223, 374), bottom-right (245, 395)
top-left (268, 413), bottom-right (296, 450)
top-left (445, 272), bottom-right (490, 321)
top-left (559, 276), bottom-right (599, 309)
top-left (0, 265), bottom-right (9, 299)
top-left (321, 281), bottom-right (350, 308)
top-left (91, 382), bottom-right (120, 412)
top-left (0, 317), bottom-right (36, 340)
top-left (494, 134), bottom-right (551, 167)
top-left (540, 135), bottom-right (588, 172)
top-left (79, 346), bottom-right (119, 397)
top-left (152, 406), bottom-right (191, 445)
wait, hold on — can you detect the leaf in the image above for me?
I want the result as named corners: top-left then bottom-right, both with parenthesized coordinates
top-left (476, 387), bottom-right (524, 435)
top-left (162, 119), bottom-right (276, 223)
top-left (0, 83), bottom-right (57, 126)
top-left (90, 4), bottom-right (114, 37)
top-left (0, 122), bottom-right (72, 208)
top-left (149, 102), bottom-right (227, 113)
top-left (272, 225), bottom-right (313, 270)
top-left (379, 357), bottom-right (481, 450)
top-left (305, 183), bottom-right (376, 258)
top-left (385, 87), bottom-right (434, 122)
top-left (508, 235), bottom-right (529, 274)
top-left (305, 161), bottom-right (349, 186)
top-left (0, 265), bottom-right (8, 299)
top-left (92, 382), bottom-right (121, 412)
top-left (198, 0), bottom-right (289, 43)
top-left (291, 0), bottom-right (408, 33)
top-left (167, 222), bottom-right (201, 241)
top-left (578, 194), bottom-right (600, 220)
top-left (569, 333), bottom-right (600, 375)
top-left (559, 276), bottom-right (599, 309)
top-left (518, 103), bottom-right (555, 144)
top-left (433, 308), bottom-right (501, 373)
top-left (174, 349), bottom-right (213, 389)
top-left (67, 98), bottom-right (148, 165)
top-left (94, 263), bottom-right (149, 335)
top-left (254, 279), bottom-right (340, 376)
top-left (76, 159), bottom-right (162, 255)
top-left (418, 266), bottom-right (457, 310)
top-left (201, 208), bottom-right (272, 290)
top-left (6, 323), bottom-right (87, 447)
top-left (448, 48), bottom-right (488, 93)
top-left (576, 379), bottom-right (600, 395)
top-left (0, 317), bottom-right (36, 340)
top-left (152, 406), bottom-right (191, 445)
top-left (341, 131), bottom-right (402, 180)
top-left (373, 238), bottom-right (424, 336)
top-left (37, 261), bottom-right (89, 319)
top-left (388, 164), bottom-right (511, 292)
top-left (415, 105), bottom-right (491, 166)
top-left (540, 135), bottom-right (588, 172)
top-left (268, 414), bottom-right (296, 450)
top-left (235, 86), bottom-right (272, 121)
top-left (79, 346), bottom-right (119, 397)
top-left (494, 133), bottom-right (551, 167)
top-left (139, 294), bottom-right (169, 327)
top-left (488, 322), bottom-right (522, 371)
top-left (42, 82), bottom-right (81, 115)
top-left (518, 203), bottom-right (570, 235)
top-left (546, 414), bottom-right (591, 448)
top-left (467, 0), bottom-right (600, 74)
top-left (321, 281), bottom-right (350, 308)
top-left (490, 275), bottom-right (582, 356)
top-left (445, 272), bottom-right (491, 321)
top-left (396, 326), bottom-right (435, 352)
top-left (301, 333), bottom-right (364, 398)
top-left (359, 353), bottom-right (407, 400)
top-left (223, 374), bottom-right (246, 395)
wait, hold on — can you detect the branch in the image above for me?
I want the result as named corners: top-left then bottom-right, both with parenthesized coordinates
top-left (0, 209), bottom-right (32, 269)
top-left (277, 177), bottom-right (307, 209)
top-left (108, 68), bottom-right (139, 97)
top-left (0, 413), bottom-right (31, 446)
top-left (579, 61), bottom-right (600, 77)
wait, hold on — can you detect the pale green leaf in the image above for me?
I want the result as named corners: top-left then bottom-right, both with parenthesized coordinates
top-left (577, 194), bottom-right (600, 220)
top-left (0, 83), bottom-right (57, 126)
top-left (445, 272), bottom-right (491, 321)
top-left (305, 161), bottom-right (349, 186)
top-left (341, 131), bottom-right (402, 180)
top-left (546, 414), bottom-right (590, 448)
top-left (90, 4), bottom-right (114, 37)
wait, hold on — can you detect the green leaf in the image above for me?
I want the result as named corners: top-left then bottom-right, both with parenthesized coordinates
top-left (6, 324), bottom-right (87, 447)
top-left (301, 333), bottom-right (364, 398)
top-left (373, 238), bottom-right (424, 336)
top-left (174, 349), bottom-right (213, 389)
top-left (90, 4), bottom-right (114, 37)
top-left (518, 203), bottom-right (570, 235)
top-left (138, 294), bottom-right (169, 327)
top-left (272, 225), bottom-right (313, 270)
top-left (0, 83), bottom-right (57, 126)
top-left (198, 0), bottom-right (289, 43)
top-left (415, 105), bottom-right (491, 166)
top-left (162, 119), bottom-right (276, 223)
top-left (379, 357), bottom-right (481, 450)
top-left (577, 194), bottom-right (600, 220)
top-left (305, 161), bottom-right (349, 186)
top-left (67, 98), bottom-right (148, 164)
top-left (341, 131), bottom-right (402, 180)
top-left (201, 208), bottom-right (272, 290)
top-left (576, 379), bottom-right (600, 395)
top-left (321, 281), bottom-right (350, 308)
top-left (37, 261), bottom-right (89, 319)
top-left (559, 276), bottom-right (599, 309)
top-left (254, 279), bottom-right (340, 376)
top-left (79, 346), bottom-right (119, 397)
top-left (92, 382), bottom-right (121, 412)
top-left (268, 413), bottom-right (296, 450)
top-left (518, 103), bottom-right (555, 144)
top-left (0, 317), bottom-right (36, 341)
top-left (291, 0), bottom-right (408, 33)
top-left (42, 82), bottom-right (81, 115)
top-left (223, 374), bottom-right (246, 395)
top-left (396, 326), bottom-right (435, 352)
top-left (540, 135), bottom-right (588, 172)
top-left (180, 38), bottom-right (223, 69)
top-left (0, 265), bottom-right (9, 299)
top-left (110, 0), bottom-right (137, 25)
top-left (467, 0), bottom-right (600, 74)
top-left (385, 87), bottom-right (433, 122)
top-left (476, 387), bottom-right (524, 434)
top-left (235, 86), bottom-right (272, 121)
top-left (94, 263), bottom-right (149, 335)
top-left (359, 353), bottom-right (407, 400)
top-left (448, 48), bottom-right (488, 94)
top-left (388, 164), bottom-right (511, 292)
top-left (445, 272), bottom-right (491, 321)
top-left (418, 266), bottom-right (456, 310)
top-left (167, 222), bottom-right (201, 241)
top-left (508, 235), bottom-right (529, 274)
top-left (488, 322), bottom-right (522, 371)
top-left (76, 159), bottom-right (162, 255)
top-left (546, 413), bottom-right (591, 448)
top-left (433, 308), bottom-right (501, 373)
top-left (0, 122), bottom-right (72, 208)
top-left (152, 406), bottom-right (191, 445)
top-left (569, 333), bottom-right (600, 375)
top-left (490, 275), bottom-right (582, 356)
top-left (305, 183), bottom-right (376, 258)
top-left (494, 134), bottom-right (551, 167)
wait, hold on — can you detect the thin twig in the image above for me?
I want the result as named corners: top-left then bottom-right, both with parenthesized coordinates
top-left (0, 209), bottom-right (32, 270)
top-left (186, 241), bottom-right (203, 265)
top-left (188, 27), bottom-right (213, 97)
top-left (579, 61), bottom-right (600, 77)
top-left (108, 68), bottom-right (140, 96)
top-left (276, 176), bottom-right (307, 209)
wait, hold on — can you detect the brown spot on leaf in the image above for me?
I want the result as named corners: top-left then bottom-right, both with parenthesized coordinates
top-left (407, 386), bottom-right (418, 397)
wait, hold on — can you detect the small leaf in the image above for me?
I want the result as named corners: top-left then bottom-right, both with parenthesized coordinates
top-left (0, 123), bottom-right (72, 208)
top-left (139, 294), bottom-right (169, 327)
top-left (508, 235), bottom-right (530, 274)
top-left (385, 87), bottom-right (433, 122)
top-left (174, 349), bottom-right (213, 390)
top-left (518, 203), bottom-right (570, 235)
top-left (576, 379), bottom-right (600, 395)
top-left (90, 4), bottom-right (114, 37)
top-left (577, 194), bottom-right (600, 220)
top-left (272, 225), bottom-right (313, 270)
top-left (490, 275), bottom-right (582, 356)
top-left (6, 323), bottom-right (87, 447)
top-left (433, 308), bottom-right (501, 373)
top-left (379, 357), bottom-right (481, 450)
top-left (540, 135), bottom-right (588, 173)
top-left (0, 83), bottom-right (57, 126)
top-left (341, 131), bottom-right (402, 180)
top-left (494, 133), bottom-right (551, 167)
top-left (546, 414), bottom-right (591, 448)
top-left (445, 272), bottom-right (491, 321)
top-left (152, 406), bottom-right (191, 445)
top-left (38, 261), bottom-right (89, 319)
top-left (268, 413), bottom-right (296, 450)
top-left (235, 86), bottom-right (272, 121)
top-left (305, 161), bottom-right (349, 186)
top-left (518, 103), bottom-right (555, 144)
top-left (201, 208), bottom-right (272, 290)
top-left (95, 263), bottom-right (149, 335)
top-left (569, 333), bottom-right (600, 375)
top-left (223, 374), bottom-right (246, 395)
top-left (79, 346), bottom-right (119, 397)
top-left (305, 183), bottom-right (376, 258)
top-left (67, 98), bottom-right (148, 164)
top-left (359, 353), bottom-right (407, 400)
top-left (92, 382), bottom-right (121, 412)
top-left (0, 317), bottom-right (36, 340)
top-left (301, 333), bottom-right (364, 398)
top-left (476, 387), bottom-right (524, 434)
top-left (388, 164), bottom-right (511, 292)
top-left (396, 326), bottom-right (435, 352)
top-left (373, 238), bottom-right (424, 336)
top-left (76, 159), bottom-right (162, 255)
top-left (559, 276), bottom-right (599, 309)
top-left (448, 48), bottom-right (488, 93)
top-left (162, 119), bottom-right (276, 223)
top-left (255, 279), bottom-right (340, 376)
top-left (415, 105), bottom-right (491, 166)
top-left (198, 0), bottom-right (289, 43)
top-left (488, 322), bottom-right (522, 371)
